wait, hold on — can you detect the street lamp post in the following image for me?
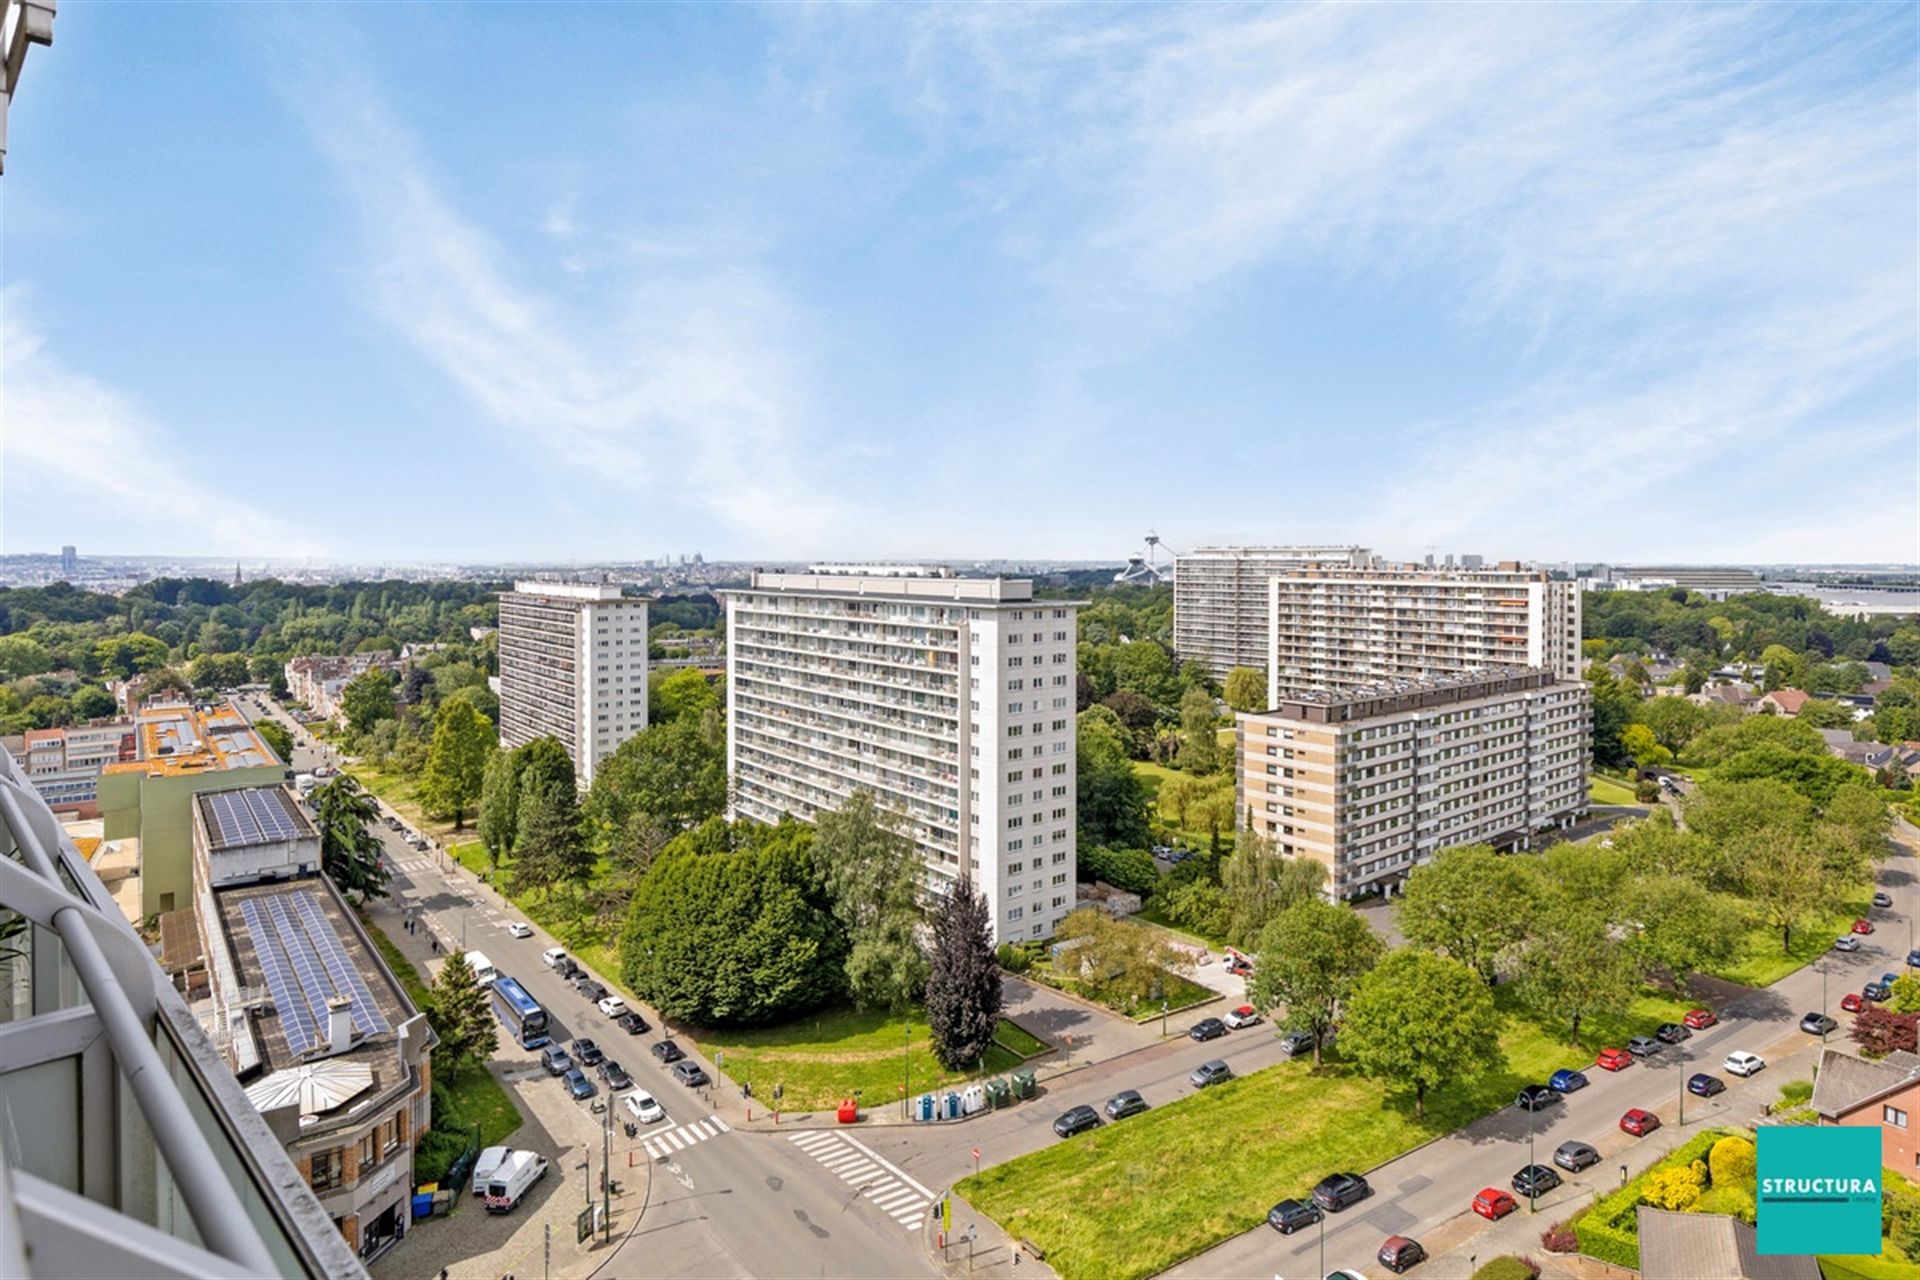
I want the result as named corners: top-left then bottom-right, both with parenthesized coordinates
top-left (1527, 1107), bottom-right (1537, 1214)
top-left (903, 1021), bottom-right (911, 1120)
top-left (1318, 1206), bottom-right (1326, 1279)
top-left (1677, 1036), bottom-right (1686, 1126)
top-left (1161, 999), bottom-right (1169, 1037)
top-left (1822, 959), bottom-right (1830, 1043)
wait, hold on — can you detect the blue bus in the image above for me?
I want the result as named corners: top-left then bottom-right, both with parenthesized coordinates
top-left (491, 975), bottom-right (550, 1049)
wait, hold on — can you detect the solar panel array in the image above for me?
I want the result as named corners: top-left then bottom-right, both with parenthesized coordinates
top-left (205, 788), bottom-right (301, 849)
top-left (241, 890), bottom-right (390, 1057)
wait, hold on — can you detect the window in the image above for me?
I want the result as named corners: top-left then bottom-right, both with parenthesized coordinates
top-left (1008, 906), bottom-right (1024, 921)
top-left (310, 1148), bottom-right (345, 1192)
top-left (1889, 1105), bottom-right (1910, 1129)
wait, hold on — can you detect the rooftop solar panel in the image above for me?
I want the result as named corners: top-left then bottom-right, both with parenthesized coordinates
top-left (241, 898), bottom-right (318, 1055)
top-left (292, 892), bottom-right (389, 1036)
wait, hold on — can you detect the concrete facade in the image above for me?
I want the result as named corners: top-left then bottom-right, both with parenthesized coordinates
top-left (1171, 546), bottom-right (1377, 679)
top-left (496, 580), bottom-right (649, 787)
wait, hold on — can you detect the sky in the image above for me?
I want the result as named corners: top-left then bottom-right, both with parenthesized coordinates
top-left (2, 3), bottom-right (1915, 567)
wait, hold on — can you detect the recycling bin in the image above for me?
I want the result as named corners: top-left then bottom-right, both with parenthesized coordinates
top-left (985, 1078), bottom-right (1011, 1109)
top-left (961, 1084), bottom-right (986, 1115)
top-left (1010, 1068), bottom-right (1037, 1100)
top-left (915, 1093), bottom-right (935, 1122)
top-left (943, 1092), bottom-right (962, 1120)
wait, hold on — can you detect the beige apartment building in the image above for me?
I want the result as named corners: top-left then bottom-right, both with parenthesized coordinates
top-left (1235, 668), bottom-right (1589, 899)
top-left (1172, 546), bottom-right (1377, 679)
top-left (1266, 562), bottom-right (1583, 698)
top-left (497, 580), bottom-right (649, 786)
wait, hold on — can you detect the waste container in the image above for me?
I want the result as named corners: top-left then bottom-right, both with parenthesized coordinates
top-left (1010, 1068), bottom-right (1037, 1100)
top-left (961, 1084), bottom-right (986, 1115)
top-left (985, 1077), bottom-right (1011, 1109)
top-left (836, 1098), bottom-right (859, 1124)
top-left (943, 1091), bottom-right (962, 1120)
top-left (410, 1192), bottom-right (435, 1221)
top-left (915, 1093), bottom-right (936, 1122)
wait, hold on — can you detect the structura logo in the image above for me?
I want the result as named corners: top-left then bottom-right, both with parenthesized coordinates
top-left (1757, 1128), bottom-right (1882, 1255)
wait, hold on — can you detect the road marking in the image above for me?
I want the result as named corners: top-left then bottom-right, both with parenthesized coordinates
top-left (784, 1130), bottom-right (934, 1231)
top-left (640, 1114), bottom-right (730, 1161)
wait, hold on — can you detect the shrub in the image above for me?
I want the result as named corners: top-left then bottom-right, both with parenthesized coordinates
top-left (1692, 1184), bottom-right (1756, 1223)
top-left (1539, 1221), bottom-right (1579, 1253)
top-left (1708, 1135), bottom-right (1756, 1188)
top-left (1641, 1162), bottom-right (1706, 1211)
top-left (1470, 1259), bottom-right (1540, 1280)
top-left (1575, 1128), bottom-right (1744, 1271)
top-left (1079, 845), bottom-right (1159, 896)
top-left (1636, 780), bottom-right (1662, 803)
top-left (996, 943), bottom-right (1034, 974)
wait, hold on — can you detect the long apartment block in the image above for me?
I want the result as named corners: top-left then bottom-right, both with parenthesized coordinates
top-left (497, 580), bottom-right (649, 787)
top-left (724, 568), bottom-right (1080, 944)
top-left (1236, 668), bottom-right (1590, 899)
top-left (1266, 562), bottom-right (1583, 698)
top-left (1172, 545), bottom-right (1377, 679)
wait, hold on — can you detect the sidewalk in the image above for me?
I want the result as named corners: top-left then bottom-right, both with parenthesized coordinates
top-left (922, 1189), bottom-right (1061, 1280)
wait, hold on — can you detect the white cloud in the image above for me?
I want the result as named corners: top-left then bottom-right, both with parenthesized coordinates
top-left (0, 291), bottom-right (322, 556)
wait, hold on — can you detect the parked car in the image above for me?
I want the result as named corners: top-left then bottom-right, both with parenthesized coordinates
top-left (1226, 955), bottom-right (1253, 976)
top-left (1884, 972), bottom-right (1900, 987)
top-left (616, 1010), bottom-right (650, 1036)
top-left (1189, 1060), bottom-right (1232, 1088)
top-left (1868, 982), bottom-right (1894, 1002)
top-left (1223, 1005), bottom-right (1262, 1030)
top-left (1876, 891), bottom-right (1894, 908)
top-left (600, 1060), bottom-right (633, 1091)
top-left (1620, 1108), bottom-right (1661, 1137)
top-left (541, 1046), bottom-right (573, 1077)
top-left (1554, 1141), bottom-right (1601, 1172)
top-left (1513, 1164), bottom-right (1563, 1198)
top-left (1654, 1022), bottom-right (1692, 1044)
top-left (573, 1038), bottom-right (603, 1067)
top-left (598, 996), bottom-right (629, 1019)
top-left (1853, 919), bottom-right (1875, 935)
top-left (1548, 1068), bottom-right (1588, 1093)
top-left (506, 922), bottom-right (532, 939)
top-left (1725, 1051), bottom-right (1766, 1077)
top-left (554, 957), bottom-right (581, 980)
top-left (1688, 1073), bottom-right (1726, 1097)
top-left (1835, 936), bottom-right (1862, 953)
top-left (669, 1060), bottom-right (709, 1088)
top-left (1800, 1012), bottom-right (1839, 1035)
top-left (1626, 1036), bottom-right (1662, 1057)
top-left (470, 1145), bottom-right (512, 1195)
top-left (577, 979), bottom-right (609, 1003)
top-left (1052, 1105), bottom-right (1101, 1138)
top-left (651, 1040), bottom-right (685, 1064)
top-left (563, 1068), bottom-right (596, 1100)
top-left (1905, 949), bottom-right (1920, 969)
top-left (1683, 1008), bottom-right (1718, 1030)
top-left (1843, 993), bottom-right (1865, 1013)
top-left (1312, 1172), bottom-right (1371, 1212)
top-left (1267, 1199), bottom-right (1322, 1234)
top-left (1472, 1188), bottom-right (1518, 1221)
top-left (1377, 1235), bottom-right (1426, 1275)
top-left (1189, 1017), bottom-right (1227, 1042)
top-left (1515, 1084), bottom-right (1560, 1111)
top-left (1103, 1090), bottom-right (1148, 1120)
top-left (624, 1089), bottom-right (665, 1124)
top-left (1278, 1030), bottom-right (1317, 1057)
top-left (1595, 1047), bottom-right (1634, 1072)
top-left (542, 947), bottom-right (570, 969)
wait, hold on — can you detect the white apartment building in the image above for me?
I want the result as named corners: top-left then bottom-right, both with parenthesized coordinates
top-left (496, 581), bottom-right (649, 787)
top-left (1173, 546), bottom-right (1378, 679)
top-left (1266, 562), bottom-right (1584, 699)
top-left (15, 718), bottom-right (137, 815)
top-left (724, 569), bottom-right (1080, 944)
top-left (1236, 668), bottom-right (1590, 899)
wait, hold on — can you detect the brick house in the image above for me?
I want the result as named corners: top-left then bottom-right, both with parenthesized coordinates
top-left (1811, 1046), bottom-right (1920, 1172)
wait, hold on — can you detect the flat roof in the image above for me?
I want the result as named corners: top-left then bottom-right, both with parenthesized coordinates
top-left (103, 700), bottom-right (279, 778)
top-left (1254, 666), bottom-right (1572, 722)
top-left (197, 785), bottom-right (315, 851)
top-left (734, 570), bottom-right (1085, 606)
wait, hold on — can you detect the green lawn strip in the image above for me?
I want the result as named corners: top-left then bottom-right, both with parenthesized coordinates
top-left (359, 911), bottom-right (523, 1186)
top-left (962, 986), bottom-right (1694, 1280)
top-left (1132, 901), bottom-right (1227, 952)
top-left (995, 1021), bottom-right (1050, 1058)
top-left (1712, 881), bottom-right (1876, 988)
top-left (1589, 776), bottom-right (1640, 805)
top-left (1819, 1249), bottom-right (1920, 1280)
top-left (1025, 962), bottom-right (1217, 1022)
top-left (678, 1006), bottom-right (1029, 1112)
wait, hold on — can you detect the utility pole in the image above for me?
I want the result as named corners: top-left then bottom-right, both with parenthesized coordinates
top-left (602, 1102), bottom-right (612, 1242)
top-left (903, 1021), bottom-right (911, 1120)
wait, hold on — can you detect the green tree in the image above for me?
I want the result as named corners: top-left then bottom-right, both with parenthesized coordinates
top-left (1247, 900), bottom-right (1382, 1065)
top-left (254, 717), bottom-right (295, 765)
top-left (1108, 641), bottom-right (1178, 708)
top-left (428, 950), bottom-right (498, 1075)
top-left (418, 698), bottom-right (493, 827)
top-left (1624, 875), bottom-right (1742, 989)
top-left (515, 735), bottom-right (576, 799)
top-left (1176, 686), bottom-right (1221, 774)
top-left (186, 652), bottom-right (250, 692)
top-left (1735, 825), bottom-right (1833, 955)
top-left (1340, 949), bottom-right (1504, 1118)
top-left (1636, 697), bottom-right (1708, 757)
top-left (649, 667), bottom-right (720, 725)
top-left (0, 636), bottom-right (52, 680)
top-left (69, 684), bottom-right (116, 720)
top-left (1515, 893), bottom-right (1640, 1046)
top-left (1219, 829), bottom-right (1327, 949)
top-left (1888, 974), bottom-right (1920, 1016)
top-left (1586, 663), bottom-right (1641, 769)
top-left (1621, 723), bottom-right (1673, 771)
top-left (1077, 707), bottom-right (1153, 849)
top-left (513, 776), bottom-right (590, 902)
top-left (477, 748), bottom-right (522, 865)
top-left (1052, 907), bottom-right (1193, 1012)
top-left (1797, 699), bottom-right (1856, 730)
top-left (1397, 844), bottom-right (1539, 985)
top-left (310, 776), bottom-right (390, 902)
top-left (812, 790), bottom-right (928, 1014)
top-left (92, 633), bottom-right (168, 680)
top-left (926, 881), bottom-right (1003, 1071)
top-left (582, 714), bottom-right (727, 846)
top-left (1222, 666), bottom-right (1267, 714)
top-left (620, 820), bottom-right (845, 1025)
top-left (1759, 644), bottom-right (1805, 691)
top-left (340, 668), bottom-right (396, 734)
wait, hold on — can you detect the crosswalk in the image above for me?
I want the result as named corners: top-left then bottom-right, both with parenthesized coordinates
top-left (639, 1114), bottom-right (730, 1160)
top-left (785, 1129), bottom-right (935, 1230)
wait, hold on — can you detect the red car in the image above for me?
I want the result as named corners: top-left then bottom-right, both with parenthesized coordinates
top-left (1683, 1009), bottom-right (1717, 1031)
top-left (1620, 1108), bottom-right (1662, 1137)
top-left (1853, 919), bottom-right (1875, 935)
top-left (1595, 1047), bottom-right (1634, 1072)
top-left (1843, 993), bottom-right (1864, 1013)
top-left (1472, 1187), bottom-right (1518, 1220)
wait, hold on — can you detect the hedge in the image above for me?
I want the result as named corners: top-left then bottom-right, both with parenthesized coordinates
top-left (1574, 1128), bottom-right (1746, 1270)
top-left (1819, 1257), bottom-right (1920, 1280)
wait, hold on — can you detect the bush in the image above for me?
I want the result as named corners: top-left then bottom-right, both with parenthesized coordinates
top-left (1470, 1259), bottom-right (1540, 1280)
top-left (1575, 1128), bottom-right (1742, 1270)
top-left (1641, 1162), bottom-right (1706, 1211)
top-left (1079, 845), bottom-right (1159, 896)
top-left (1539, 1221), bottom-right (1579, 1253)
top-left (1636, 780), bottom-right (1662, 803)
top-left (996, 943), bottom-right (1034, 974)
top-left (1708, 1135), bottom-right (1756, 1188)
top-left (1692, 1184), bottom-right (1756, 1223)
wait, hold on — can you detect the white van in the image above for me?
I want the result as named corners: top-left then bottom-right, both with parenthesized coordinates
top-left (542, 947), bottom-right (569, 970)
top-left (463, 951), bottom-right (499, 987)
top-left (482, 1151), bottom-right (548, 1213)
top-left (470, 1145), bottom-right (511, 1195)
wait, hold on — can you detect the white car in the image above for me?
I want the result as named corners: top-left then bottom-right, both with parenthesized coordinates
top-left (506, 922), bottom-right (532, 939)
top-left (1725, 1051), bottom-right (1766, 1077)
top-left (597, 995), bottom-right (628, 1018)
top-left (1223, 1004), bottom-right (1262, 1030)
top-left (542, 947), bottom-right (570, 968)
top-left (624, 1090), bottom-right (665, 1124)
top-left (1834, 936), bottom-right (1862, 952)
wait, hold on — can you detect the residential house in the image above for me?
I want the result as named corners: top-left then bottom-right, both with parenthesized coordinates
top-left (1758, 688), bottom-right (1811, 716)
top-left (1811, 1046), bottom-right (1920, 1173)
top-left (1635, 1207), bottom-right (1819, 1279)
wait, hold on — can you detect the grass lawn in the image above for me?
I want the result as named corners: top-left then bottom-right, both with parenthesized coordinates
top-left (1027, 960), bottom-right (1216, 1022)
top-left (1713, 881), bottom-right (1876, 988)
top-left (1131, 759), bottom-right (1213, 847)
top-left (347, 761), bottom-right (475, 846)
top-left (360, 912), bottom-right (523, 1185)
top-left (1589, 775), bottom-right (1640, 805)
top-left (681, 1007), bottom-right (1035, 1112)
top-left (1132, 900), bottom-right (1227, 952)
top-left (960, 984), bottom-right (1694, 1280)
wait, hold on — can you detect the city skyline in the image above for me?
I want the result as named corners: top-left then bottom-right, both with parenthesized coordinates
top-left (3, 5), bottom-right (1915, 565)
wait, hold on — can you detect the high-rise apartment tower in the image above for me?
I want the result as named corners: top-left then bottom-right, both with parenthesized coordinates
top-left (1172, 546), bottom-right (1377, 679)
top-left (497, 581), bottom-right (649, 787)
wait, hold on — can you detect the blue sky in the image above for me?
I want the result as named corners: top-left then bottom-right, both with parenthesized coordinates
top-left (3, 3), bottom-right (1914, 565)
